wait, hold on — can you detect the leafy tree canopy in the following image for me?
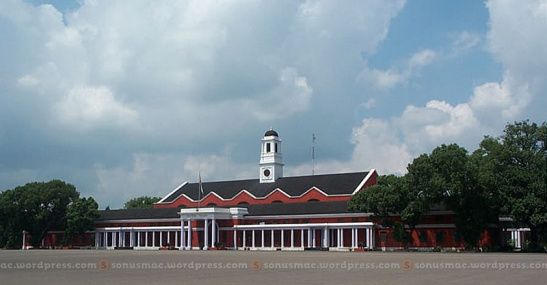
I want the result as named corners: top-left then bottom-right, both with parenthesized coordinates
top-left (123, 196), bottom-right (162, 209)
top-left (0, 180), bottom-right (80, 247)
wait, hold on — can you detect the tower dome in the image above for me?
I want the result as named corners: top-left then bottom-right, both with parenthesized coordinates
top-left (264, 129), bottom-right (279, 137)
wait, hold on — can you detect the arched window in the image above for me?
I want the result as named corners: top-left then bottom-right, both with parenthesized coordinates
top-left (307, 199), bottom-right (320, 202)
top-left (266, 143), bottom-right (271, 153)
top-left (275, 143), bottom-right (278, 153)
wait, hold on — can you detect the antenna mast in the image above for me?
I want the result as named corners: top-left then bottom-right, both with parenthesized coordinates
top-left (312, 133), bottom-right (316, 175)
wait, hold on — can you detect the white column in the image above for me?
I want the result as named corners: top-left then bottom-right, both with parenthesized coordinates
top-left (271, 230), bottom-right (274, 248)
top-left (181, 220), bottom-right (186, 250)
top-left (145, 232), bottom-right (148, 247)
top-left (94, 232), bottom-right (99, 249)
top-left (301, 229), bottom-right (305, 248)
top-left (152, 232), bottom-right (156, 247)
top-left (312, 229), bottom-right (316, 248)
top-left (159, 231), bottom-right (163, 247)
top-left (252, 230), bottom-right (256, 248)
top-left (130, 230), bottom-right (134, 247)
top-left (291, 229), bottom-right (294, 248)
top-left (211, 219), bottom-right (216, 248)
top-left (351, 228), bottom-right (356, 248)
top-left (281, 230), bottom-right (285, 248)
top-left (322, 228), bottom-right (328, 248)
top-left (371, 228), bottom-right (374, 249)
top-left (187, 220), bottom-right (192, 250)
top-left (261, 230), bottom-right (265, 248)
top-left (341, 228), bottom-right (344, 248)
top-left (204, 219), bottom-right (209, 250)
top-left (308, 228), bottom-right (312, 247)
top-left (243, 230), bottom-right (247, 248)
top-left (233, 229), bottom-right (238, 250)
top-left (114, 231), bottom-right (118, 248)
top-left (356, 228), bottom-right (359, 248)
top-left (370, 228), bottom-right (374, 249)
top-left (365, 228), bottom-right (371, 249)
top-left (103, 232), bottom-right (107, 247)
top-left (358, 228), bottom-right (361, 248)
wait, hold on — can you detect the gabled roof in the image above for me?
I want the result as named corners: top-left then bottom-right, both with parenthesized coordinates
top-left (158, 171), bottom-right (371, 203)
top-left (96, 208), bottom-right (180, 221)
top-left (242, 201), bottom-right (352, 216)
top-left (96, 201), bottom-right (355, 222)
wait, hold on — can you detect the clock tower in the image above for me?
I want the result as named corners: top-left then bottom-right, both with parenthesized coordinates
top-left (259, 129), bottom-right (283, 183)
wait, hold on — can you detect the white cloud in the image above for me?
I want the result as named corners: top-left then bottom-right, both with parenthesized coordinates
top-left (54, 86), bottom-right (138, 129)
top-left (358, 49), bottom-right (437, 90)
top-left (0, 0), bottom-right (408, 206)
top-left (449, 31), bottom-right (481, 56)
top-left (95, 151), bottom-right (254, 204)
top-left (319, 0), bottom-right (547, 176)
top-left (246, 67), bottom-right (313, 121)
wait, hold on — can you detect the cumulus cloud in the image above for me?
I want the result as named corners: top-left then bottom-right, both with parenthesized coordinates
top-left (0, 0), bottom-right (406, 206)
top-left (54, 86), bottom-right (138, 129)
top-left (245, 67), bottom-right (313, 121)
top-left (317, 0), bottom-right (547, 175)
top-left (95, 151), bottom-right (255, 204)
top-left (357, 49), bottom-right (437, 90)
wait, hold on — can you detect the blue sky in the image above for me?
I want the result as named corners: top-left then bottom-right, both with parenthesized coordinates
top-left (1, 0), bottom-right (546, 208)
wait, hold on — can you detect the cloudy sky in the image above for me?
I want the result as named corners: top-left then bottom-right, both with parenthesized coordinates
top-left (1, 0), bottom-right (545, 208)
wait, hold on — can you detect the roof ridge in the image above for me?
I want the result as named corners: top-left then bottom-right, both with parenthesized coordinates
top-left (186, 171), bottom-right (368, 184)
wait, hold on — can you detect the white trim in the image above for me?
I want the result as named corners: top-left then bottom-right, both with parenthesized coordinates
top-left (97, 213), bottom-right (373, 224)
top-left (234, 222), bottom-right (374, 229)
top-left (351, 169), bottom-right (376, 195)
top-left (376, 223), bottom-right (457, 229)
top-left (157, 182), bottom-right (188, 203)
top-left (245, 212), bottom-right (373, 219)
top-left (506, 228), bottom-right (530, 231)
top-left (158, 187), bottom-right (351, 204)
top-left (97, 226), bottom-right (182, 231)
top-left (97, 218), bottom-right (180, 224)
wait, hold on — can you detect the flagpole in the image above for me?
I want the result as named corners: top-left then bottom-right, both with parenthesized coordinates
top-left (198, 172), bottom-right (201, 211)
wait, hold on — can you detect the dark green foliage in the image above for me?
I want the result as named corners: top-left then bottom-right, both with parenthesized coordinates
top-left (350, 120), bottom-right (546, 249)
top-left (64, 197), bottom-right (99, 244)
top-left (349, 175), bottom-right (405, 226)
top-left (392, 222), bottom-right (411, 244)
top-left (123, 196), bottom-right (162, 209)
top-left (476, 121), bottom-right (547, 248)
top-left (0, 180), bottom-right (96, 248)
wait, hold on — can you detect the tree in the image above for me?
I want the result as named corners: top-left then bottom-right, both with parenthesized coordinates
top-left (349, 175), bottom-right (424, 247)
top-left (349, 175), bottom-right (405, 226)
top-left (64, 197), bottom-right (99, 244)
top-left (123, 196), bottom-right (162, 209)
top-left (406, 144), bottom-right (497, 248)
top-left (477, 121), bottom-right (547, 248)
top-left (0, 180), bottom-right (97, 248)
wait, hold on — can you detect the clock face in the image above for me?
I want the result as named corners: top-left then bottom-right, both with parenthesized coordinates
top-left (263, 169), bottom-right (271, 177)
